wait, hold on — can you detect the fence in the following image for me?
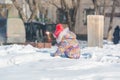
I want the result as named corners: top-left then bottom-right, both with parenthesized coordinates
top-left (24, 22), bottom-right (56, 43)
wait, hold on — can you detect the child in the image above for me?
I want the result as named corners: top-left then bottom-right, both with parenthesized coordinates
top-left (53, 23), bottom-right (80, 59)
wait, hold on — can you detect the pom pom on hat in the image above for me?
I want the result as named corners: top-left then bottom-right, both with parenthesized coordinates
top-left (53, 24), bottom-right (64, 38)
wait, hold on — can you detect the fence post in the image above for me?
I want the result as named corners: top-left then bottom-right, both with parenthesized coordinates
top-left (87, 15), bottom-right (104, 48)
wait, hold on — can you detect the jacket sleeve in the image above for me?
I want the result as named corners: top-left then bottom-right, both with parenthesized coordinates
top-left (64, 31), bottom-right (76, 39)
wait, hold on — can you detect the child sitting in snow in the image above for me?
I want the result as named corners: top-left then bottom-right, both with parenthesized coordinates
top-left (52, 23), bottom-right (80, 59)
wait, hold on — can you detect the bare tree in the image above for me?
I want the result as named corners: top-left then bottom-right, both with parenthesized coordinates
top-left (107, 0), bottom-right (120, 41)
top-left (11, 0), bottom-right (38, 22)
top-left (12, 0), bottom-right (27, 22)
top-left (38, 0), bottom-right (49, 23)
top-left (92, 0), bottom-right (99, 15)
top-left (102, 0), bottom-right (107, 17)
top-left (91, 0), bottom-right (120, 41)
top-left (48, 0), bottom-right (81, 32)
top-left (27, 0), bottom-right (38, 22)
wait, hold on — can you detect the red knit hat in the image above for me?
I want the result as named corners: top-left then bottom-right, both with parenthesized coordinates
top-left (53, 24), bottom-right (64, 38)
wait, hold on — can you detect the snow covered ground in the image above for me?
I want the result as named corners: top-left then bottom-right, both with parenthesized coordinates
top-left (0, 40), bottom-right (120, 80)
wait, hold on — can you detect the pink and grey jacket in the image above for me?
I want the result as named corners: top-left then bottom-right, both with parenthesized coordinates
top-left (54, 28), bottom-right (80, 59)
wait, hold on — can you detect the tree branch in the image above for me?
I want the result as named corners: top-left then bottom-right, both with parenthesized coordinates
top-left (11, 0), bottom-right (27, 22)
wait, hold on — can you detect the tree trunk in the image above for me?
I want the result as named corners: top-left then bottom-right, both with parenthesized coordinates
top-left (27, 0), bottom-right (38, 22)
top-left (61, 0), bottom-right (72, 30)
top-left (72, 0), bottom-right (81, 32)
top-left (107, 0), bottom-right (116, 41)
top-left (50, 0), bottom-right (80, 32)
top-left (12, 0), bottom-right (27, 22)
top-left (12, 0), bottom-right (38, 22)
top-left (103, 0), bottom-right (106, 18)
top-left (92, 0), bottom-right (99, 15)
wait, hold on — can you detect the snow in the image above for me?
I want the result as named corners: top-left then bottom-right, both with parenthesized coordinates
top-left (0, 40), bottom-right (120, 80)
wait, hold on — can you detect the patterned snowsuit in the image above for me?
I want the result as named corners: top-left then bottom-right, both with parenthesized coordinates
top-left (54, 28), bottom-right (80, 59)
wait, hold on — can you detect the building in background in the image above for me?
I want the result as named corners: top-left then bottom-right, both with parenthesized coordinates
top-left (0, 0), bottom-right (120, 39)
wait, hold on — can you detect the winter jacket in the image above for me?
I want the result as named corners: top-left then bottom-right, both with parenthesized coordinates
top-left (54, 28), bottom-right (80, 59)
